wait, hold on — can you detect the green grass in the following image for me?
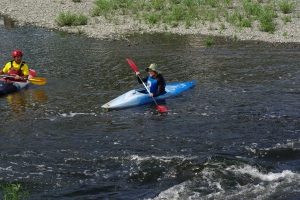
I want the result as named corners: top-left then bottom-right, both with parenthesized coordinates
top-left (205, 38), bottom-right (214, 46)
top-left (278, 0), bottom-right (295, 14)
top-left (283, 31), bottom-right (287, 36)
top-left (0, 182), bottom-right (29, 200)
top-left (55, 12), bottom-right (88, 26)
top-left (282, 15), bottom-right (292, 24)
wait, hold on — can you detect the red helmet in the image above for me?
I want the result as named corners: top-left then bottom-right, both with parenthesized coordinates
top-left (12, 50), bottom-right (23, 58)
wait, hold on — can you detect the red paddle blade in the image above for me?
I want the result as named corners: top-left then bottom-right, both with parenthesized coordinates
top-left (126, 58), bottom-right (138, 72)
top-left (157, 105), bottom-right (168, 113)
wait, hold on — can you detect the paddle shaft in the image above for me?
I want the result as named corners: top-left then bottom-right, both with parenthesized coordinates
top-left (0, 75), bottom-right (27, 80)
top-left (0, 75), bottom-right (46, 85)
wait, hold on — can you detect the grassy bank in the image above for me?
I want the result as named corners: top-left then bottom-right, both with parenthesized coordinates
top-left (53, 0), bottom-right (299, 42)
top-left (89, 0), bottom-right (297, 33)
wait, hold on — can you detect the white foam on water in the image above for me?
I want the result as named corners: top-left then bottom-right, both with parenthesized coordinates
top-left (129, 154), bottom-right (195, 165)
top-left (130, 154), bottom-right (196, 161)
top-left (227, 164), bottom-right (300, 182)
top-left (146, 162), bottom-right (300, 200)
top-left (0, 166), bottom-right (12, 171)
top-left (60, 112), bottom-right (97, 117)
top-left (148, 180), bottom-right (191, 200)
top-left (29, 172), bottom-right (44, 175)
top-left (219, 164), bottom-right (300, 199)
top-left (246, 139), bottom-right (300, 156)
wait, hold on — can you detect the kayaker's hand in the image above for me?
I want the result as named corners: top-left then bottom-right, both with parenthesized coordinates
top-left (150, 93), bottom-right (154, 97)
top-left (135, 71), bottom-right (140, 76)
top-left (15, 75), bottom-right (25, 80)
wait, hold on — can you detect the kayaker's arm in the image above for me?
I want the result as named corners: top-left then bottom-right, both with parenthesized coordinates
top-left (153, 86), bottom-right (164, 97)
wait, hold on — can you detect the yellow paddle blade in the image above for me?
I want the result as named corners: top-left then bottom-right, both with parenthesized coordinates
top-left (28, 77), bottom-right (46, 85)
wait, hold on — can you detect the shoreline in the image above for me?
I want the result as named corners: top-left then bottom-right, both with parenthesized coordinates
top-left (0, 0), bottom-right (299, 43)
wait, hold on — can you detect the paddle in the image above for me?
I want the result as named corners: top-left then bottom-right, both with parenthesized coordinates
top-left (0, 75), bottom-right (46, 85)
top-left (27, 77), bottom-right (46, 85)
top-left (126, 58), bottom-right (168, 113)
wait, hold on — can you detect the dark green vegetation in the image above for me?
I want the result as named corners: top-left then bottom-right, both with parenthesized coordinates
top-left (55, 12), bottom-right (88, 26)
top-left (205, 38), bottom-right (214, 46)
top-left (0, 182), bottom-right (29, 200)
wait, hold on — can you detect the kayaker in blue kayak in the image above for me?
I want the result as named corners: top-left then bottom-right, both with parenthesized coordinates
top-left (0, 50), bottom-right (29, 81)
top-left (135, 63), bottom-right (166, 97)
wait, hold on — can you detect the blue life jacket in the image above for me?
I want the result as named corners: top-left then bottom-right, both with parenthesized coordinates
top-left (146, 75), bottom-right (159, 94)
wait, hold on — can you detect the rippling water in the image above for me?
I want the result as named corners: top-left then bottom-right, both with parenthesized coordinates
top-left (1, 16), bottom-right (300, 199)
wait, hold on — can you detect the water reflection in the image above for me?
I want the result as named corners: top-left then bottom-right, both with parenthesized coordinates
top-left (6, 92), bottom-right (28, 114)
top-left (29, 89), bottom-right (48, 103)
top-left (0, 15), bottom-right (14, 28)
top-left (6, 89), bottom-right (48, 116)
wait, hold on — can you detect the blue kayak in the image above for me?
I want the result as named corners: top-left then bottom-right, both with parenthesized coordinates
top-left (102, 81), bottom-right (196, 109)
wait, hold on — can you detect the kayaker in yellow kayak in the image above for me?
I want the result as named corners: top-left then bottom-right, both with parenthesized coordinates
top-left (0, 49), bottom-right (30, 81)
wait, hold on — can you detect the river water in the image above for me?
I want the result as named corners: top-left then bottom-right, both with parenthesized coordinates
top-left (1, 16), bottom-right (300, 199)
